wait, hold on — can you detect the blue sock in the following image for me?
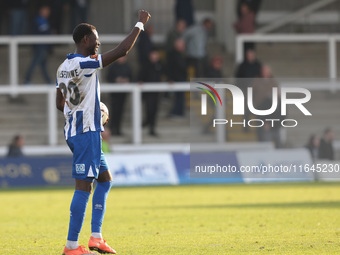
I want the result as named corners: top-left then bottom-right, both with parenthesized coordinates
top-left (91, 181), bottom-right (113, 234)
top-left (67, 190), bottom-right (90, 241)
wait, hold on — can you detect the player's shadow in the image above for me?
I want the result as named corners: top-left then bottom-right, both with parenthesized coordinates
top-left (150, 200), bottom-right (340, 209)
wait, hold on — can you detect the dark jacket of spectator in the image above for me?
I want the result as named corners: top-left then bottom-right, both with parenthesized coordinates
top-left (68, 0), bottom-right (89, 33)
top-left (107, 57), bottom-right (132, 136)
top-left (165, 19), bottom-right (187, 54)
top-left (24, 5), bottom-right (52, 84)
top-left (7, 135), bottom-right (24, 157)
top-left (256, 95), bottom-right (283, 148)
top-left (107, 59), bottom-right (132, 83)
top-left (206, 56), bottom-right (223, 78)
top-left (8, 0), bottom-right (28, 35)
top-left (33, 11), bottom-right (51, 36)
top-left (137, 26), bottom-right (155, 66)
top-left (234, 4), bottom-right (255, 34)
top-left (50, 0), bottom-right (66, 34)
top-left (251, 75), bottom-right (276, 108)
top-left (139, 57), bottom-right (162, 83)
top-left (237, 0), bottom-right (262, 19)
top-left (319, 138), bottom-right (334, 160)
top-left (235, 49), bottom-right (262, 79)
top-left (7, 145), bottom-right (24, 157)
top-left (257, 96), bottom-right (283, 130)
top-left (167, 50), bottom-right (187, 82)
top-left (175, 0), bottom-right (194, 27)
top-left (7, 144), bottom-right (24, 157)
top-left (305, 135), bottom-right (320, 161)
top-left (167, 39), bottom-right (187, 117)
top-left (235, 59), bottom-right (261, 79)
top-left (139, 50), bottom-right (163, 136)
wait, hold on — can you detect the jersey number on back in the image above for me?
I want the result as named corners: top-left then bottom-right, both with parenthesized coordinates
top-left (59, 81), bottom-right (80, 105)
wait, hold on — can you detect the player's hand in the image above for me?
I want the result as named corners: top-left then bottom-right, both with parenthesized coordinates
top-left (138, 10), bottom-right (151, 24)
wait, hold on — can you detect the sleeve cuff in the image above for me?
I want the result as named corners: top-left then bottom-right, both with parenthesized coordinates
top-left (98, 54), bottom-right (103, 69)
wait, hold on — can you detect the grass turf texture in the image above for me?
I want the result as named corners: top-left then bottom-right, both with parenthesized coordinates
top-left (1, 182), bottom-right (340, 254)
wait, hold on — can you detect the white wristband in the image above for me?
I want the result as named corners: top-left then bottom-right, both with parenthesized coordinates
top-left (135, 22), bottom-right (144, 31)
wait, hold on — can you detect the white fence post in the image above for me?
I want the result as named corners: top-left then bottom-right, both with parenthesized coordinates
top-left (236, 36), bottom-right (244, 63)
top-left (48, 88), bottom-right (58, 145)
top-left (215, 87), bottom-right (226, 144)
top-left (132, 86), bottom-right (142, 144)
top-left (328, 36), bottom-right (337, 92)
top-left (9, 39), bottom-right (18, 96)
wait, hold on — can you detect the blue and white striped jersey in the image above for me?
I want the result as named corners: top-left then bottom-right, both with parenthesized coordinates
top-left (56, 53), bottom-right (104, 140)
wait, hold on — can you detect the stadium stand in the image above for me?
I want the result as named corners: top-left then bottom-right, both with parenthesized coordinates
top-left (1, 0), bottom-right (340, 155)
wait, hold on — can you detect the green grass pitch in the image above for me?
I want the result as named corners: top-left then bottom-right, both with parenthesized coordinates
top-left (1, 182), bottom-right (340, 254)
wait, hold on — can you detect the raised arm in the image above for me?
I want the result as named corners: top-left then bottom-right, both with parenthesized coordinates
top-left (101, 10), bottom-right (151, 68)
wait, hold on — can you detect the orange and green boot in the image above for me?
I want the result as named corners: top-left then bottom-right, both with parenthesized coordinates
top-left (63, 245), bottom-right (99, 255)
top-left (88, 236), bottom-right (117, 254)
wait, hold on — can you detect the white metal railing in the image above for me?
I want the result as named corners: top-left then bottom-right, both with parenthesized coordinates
top-left (0, 142), bottom-right (276, 156)
top-left (0, 34), bottom-right (165, 92)
top-left (3, 34), bottom-right (340, 86)
top-left (0, 83), bottom-right (189, 146)
top-left (257, 11), bottom-right (340, 26)
top-left (256, 0), bottom-right (338, 34)
top-left (236, 34), bottom-right (340, 80)
top-left (1, 80), bottom-right (339, 147)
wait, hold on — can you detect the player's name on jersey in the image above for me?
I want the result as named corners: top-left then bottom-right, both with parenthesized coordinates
top-left (58, 69), bottom-right (80, 79)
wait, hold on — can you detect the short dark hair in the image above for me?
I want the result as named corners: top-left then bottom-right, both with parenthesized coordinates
top-left (12, 135), bottom-right (22, 145)
top-left (324, 127), bottom-right (332, 135)
top-left (202, 18), bottom-right (213, 25)
top-left (72, 23), bottom-right (96, 44)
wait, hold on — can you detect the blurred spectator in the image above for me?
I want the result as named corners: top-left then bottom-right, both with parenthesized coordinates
top-left (140, 49), bottom-right (163, 136)
top-left (165, 20), bottom-right (186, 107)
top-left (319, 128), bottom-right (334, 160)
top-left (234, 3), bottom-right (256, 52)
top-left (252, 65), bottom-right (274, 107)
top-left (49, 0), bottom-right (66, 34)
top-left (101, 128), bottom-right (111, 153)
top-left (0, 2), bottom-right (9, 34)
top-left (165, 19), bottom-right (187, 54)
top-left (237, 0), bottom-right (262, 19)
top-left (107, 56), bottom-right (132, 136)
top-left (234, 3), bottom-right (255, 34)
top-left (235, 49), bottom-right (262, 79)
top-left (167, 38), bottom-right (187, 117)
top-left (235, 49), bottom-right (261, 132)
top-left (137, 24), bottom-right (155, 69)
top-left (8, 0), bottom-right (28, 35)
top-left (257, 92), bottom-right (283, 148)
top-left (255, 66), bottom-right (282, 147)
top-left (305, 134), bottom-right (320, 161)
top-left (68, 0), bottom-right (89, 33)
top-left (175, 0), bottom-right (194, 27)
top-left (206, 55), bottom-right (223, 78)
top-left (7, 135), bottom-right (24, 157)
top-left (24, 5), bottom-right (52, 85)
top-left (182, 18), bottom-right (214, 78)
top-left (202, 56), bottom-right (224, 133)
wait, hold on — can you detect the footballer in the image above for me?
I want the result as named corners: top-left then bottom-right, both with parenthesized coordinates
top-left (56, 10), bottom-right (150, 255)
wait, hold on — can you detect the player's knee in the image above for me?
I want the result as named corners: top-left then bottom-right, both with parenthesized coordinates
top-left (75, 179), bottom-right (94, 193)
top-left (98, 170), bottom-right (113, 182)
